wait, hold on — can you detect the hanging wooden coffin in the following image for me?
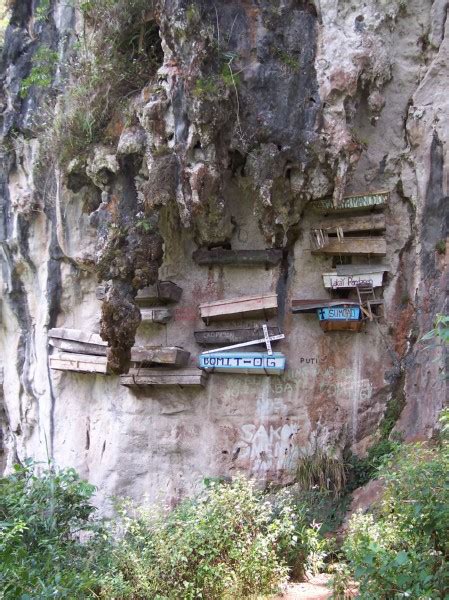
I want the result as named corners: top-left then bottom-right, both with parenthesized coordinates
top-left (309, 191), bottom-right (389, 213)
top-left (48, 328), bottom-right (107, 356)
top-left (140, 307), bottom-right (172, 324)
top-left (121, 368), bottom-right (207, 387)
top-left (314, 213), bottom-right (386, 234)
top-left (130, 346), bottom-right (190, 367)
top-left (192, 248), bottom-right (283, 268)
top-left (311, 237), bottom-right (386, 256)
top-left (198, 352), bottom-right (286, 375)
top-left (136, 281), bottom-right (182, 306)
top-left (49, 352), bottom-right (110, 374)
top-left (199, 294), bottom-right (278, 322)
top-left (194, 326), bottom-right (281, 346)
top-left (317, 306), bottom-right (363, 332)
top-left (322, 271), bottom-right (385, 289)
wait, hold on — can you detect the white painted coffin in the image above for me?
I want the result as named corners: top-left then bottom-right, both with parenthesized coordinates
top-left (49, 352), bottom-right (109, 374)
top-left (322, 271), bottom-right (385, 289)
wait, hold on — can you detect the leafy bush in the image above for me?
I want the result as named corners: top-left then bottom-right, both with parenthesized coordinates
top-left (0, 460), bottom-right (101, 598)
top-left (341, 416), bottom-right (449, 599)
top-left (101, 478), bottom-right (319, 599)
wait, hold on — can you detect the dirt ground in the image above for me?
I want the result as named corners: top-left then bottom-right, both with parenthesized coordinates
top-left (274, 574), bottom-right (332, 600)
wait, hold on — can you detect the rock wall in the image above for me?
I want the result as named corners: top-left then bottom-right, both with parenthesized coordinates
top-left (0, 0), bottom-right (447, 507)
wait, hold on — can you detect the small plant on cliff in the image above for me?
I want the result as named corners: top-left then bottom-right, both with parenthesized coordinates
top-left (20, 45), bottom-right (59, 98)
top-left (295, 450), bottom-right (347, 496)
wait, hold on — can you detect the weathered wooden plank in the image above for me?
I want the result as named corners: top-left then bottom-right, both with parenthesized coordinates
top-left (49, 352), bottom-right (109, 374)
top-left (311, 237), bottom-right (386, 256)
top-left (335, 264), bottom-right (388, 276)
top-left (48, 338), bottom-right (107, 356)
top-left (194, 326), bottom-right (281, 346)
top-left (199, 294), bottom-right (278, 322)
top-left (130, 346), bottom-right (190, 367)
top-left (192, 248), bottom-right (283, 267)
top-left (48, 328), bottom-right (106, 346)
top-left (199, 352), bottom-right (286, 375)
top-left (121, 368), bottom-right (207, 387)
top-left (136, 281), bottom-right (182, 306)
top-left (322, 271), bottom-right (385, 289)
top-left (310, 191), bottom-right (389, 213)
top-left (140, 307), bottom-right (172, 324)
top-left (97, 282), bottom-right (182, 305)
top-left (291, 299), bottom-right (360, 313)
top-left (314, 213), bottom-right (386, 233)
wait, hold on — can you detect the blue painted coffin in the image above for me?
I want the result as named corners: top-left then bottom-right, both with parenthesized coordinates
top-left (317, 306), bottom-right (361, 321)
top-left (199, 352), bottom-right (286, 375)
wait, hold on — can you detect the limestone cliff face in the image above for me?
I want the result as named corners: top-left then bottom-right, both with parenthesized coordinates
top-left (0, 0), bottom-right (447, 506)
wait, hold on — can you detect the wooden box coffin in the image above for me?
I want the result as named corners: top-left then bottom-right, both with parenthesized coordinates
top-left (317, 306), bottom-right (361, 321)
top-left (194, 326), bottom-right (281, 346)
top-left (193, 248), bottom-right (283, 268)
top-left (121, 368), bottom-right (207, 387)
top-left (199, 294), bottom-right (278, 322)
top-left (322, 271), bottom-right (385, 289)
top-left (49, 352), bottom-right (109, 374)
top-left (140, 307), bottom-right (172, 324)
top-left (48, 328), bottom-right (107, 356)
top-left (310, 191), bottom-right (389, 213)
top-left (130, 346), bottom-right (189, 367)
top-left (311, 237), bottom-right (386, 256)
top-left (319, 320), bottom-right (364, 332)
top-left (136, 281), bottom-right (182, 306)
top-left (291, 299), bottom-right (361, 314)
top-left (198, 352), bottom-right (286, 375)
top-left (314, 213), bottom-right (386, 234)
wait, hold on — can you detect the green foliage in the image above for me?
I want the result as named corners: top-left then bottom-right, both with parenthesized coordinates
top-left (275, 48), bottom-right (300, 71)
top-left (0, 460), bottom-right (100, 598)
top-left (435, 239), bottom-right (446, 254)
top-left (102, 479), bottom-right (312, 599)
top-left (0, 468), bottom-right (328, 599)
top-left (20, 46), bottom-right (59, 98)
top-left (341, 416), bottom-right (449, 599)
top-left (35, 0), bottom-right (51, 22)
top-left (421, 313), bottom-right (449, 345)
top-left (295, 450), bottom-right (347, 496)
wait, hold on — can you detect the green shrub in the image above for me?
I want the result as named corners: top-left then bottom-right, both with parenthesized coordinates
top-left (341, 418), bottom-right (449, 599)
top-left (102, 478), bottom-right (322, 599)
top-left (0, 460), bottom-right (101, 598)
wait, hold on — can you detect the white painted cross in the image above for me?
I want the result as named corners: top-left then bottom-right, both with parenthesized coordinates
top-left (202, 326), bottom-right (285, 355)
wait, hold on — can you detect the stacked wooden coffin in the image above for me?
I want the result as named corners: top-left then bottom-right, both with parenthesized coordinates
top-left (295, 191), bottom-right (389, 331)
top-left (196, 295), bottom-right (286, 376)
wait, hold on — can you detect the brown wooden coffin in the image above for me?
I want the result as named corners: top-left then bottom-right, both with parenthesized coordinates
top-left (319, 320), bottom-right (364, 332)
top-left (136, 281), bottom-right (182, 306)
top-left (311, 237), bottom-right (386, 256)
top-left (314, 213), bottom-right (386, 234)
top-left (48, 328), bottom-right (107, 356)
top-left (193, 248), bottom-right (283, 267)
top-left (130, 346), bottom-right (189, 367)
top-left (199, 294), bottom-right (278, 322)
top-left (121, 368), bottom-right (207, 387)
top-left (194, 326), bottom-right (281, 346)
